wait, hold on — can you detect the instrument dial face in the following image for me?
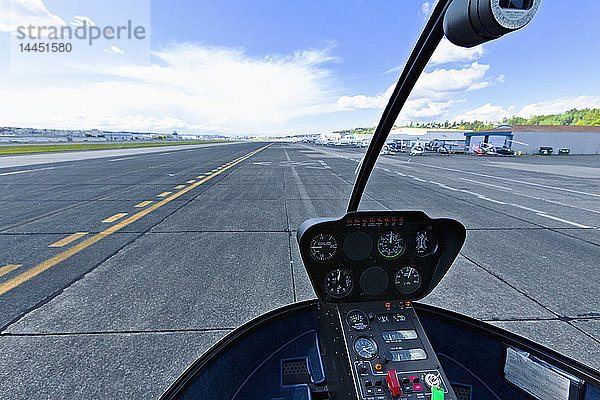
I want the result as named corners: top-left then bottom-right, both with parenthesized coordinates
top-left (415, 229), bottom-right (437, 257)
top-left (354, 337), bottom-right (378, 360)
top-left (324, 268), bottom-right (353, 298)
top-left (309, 233), bottom-right (338, 262)
top-left (395, 266), bottom-right (422, 295)
top-left (377, 231), bottom-right (406, 258)
top-left (346, 310), bottom-right (369, 331)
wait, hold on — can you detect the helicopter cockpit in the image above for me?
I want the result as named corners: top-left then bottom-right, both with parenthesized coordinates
top-left (160, 1), bottom-right (600, 399)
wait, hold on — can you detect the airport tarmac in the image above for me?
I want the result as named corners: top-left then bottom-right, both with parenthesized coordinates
top-left (0, 142), bottom-right (599, 398)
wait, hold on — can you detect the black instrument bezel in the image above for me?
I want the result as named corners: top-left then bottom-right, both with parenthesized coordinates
top-left (297, 211), bottom-right (465, 304)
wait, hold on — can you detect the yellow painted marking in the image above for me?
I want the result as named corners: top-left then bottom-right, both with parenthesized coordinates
top-left (0, 265), bottom-right (22, 278)
top-left (174, 185), bottom-right (186, 189)
top-left (196, 176), bottom-right (204, 179)
top-left (102, 213), bottom-right (128, 223)
top-left (186, 180), bottom-right (196, 183)
top-left (48, 232), bottom-right (88, 248)
top-left (134, 201), bottom-right (153, 208)
top-left (0, 167), bottom-right (55, 176)
top-left (0, 144), bottom-right (272, 296)
top-left (211, 169), bottom-right (218, 172)
top-left (109, 157), bottom-right (135, 162)
top-left (157, 191), bottom-right (172, 197)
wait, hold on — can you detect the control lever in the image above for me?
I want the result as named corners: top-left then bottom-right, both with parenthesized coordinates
top-left (386, 369), bottom-right (402, 397)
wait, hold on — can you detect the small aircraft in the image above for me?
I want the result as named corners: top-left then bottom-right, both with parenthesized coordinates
top-left (409, 139), bottom-right (426, 156)
top-left (409, 145), bottom-right (425, 156)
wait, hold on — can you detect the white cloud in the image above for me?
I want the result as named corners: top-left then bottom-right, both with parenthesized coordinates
top-left (0, 43), bottom-right (340, 133)
top-left (421, 2), bottom-right (432, 15)
top-left (104, 45), bottom-right (124, 55)
top-left (337, 62), bottom-right (491, 121)
top-left (400, 98), bottom-right (458, 120)
top-left (71, 15), bottom-right (95, 27)
top-left (413, 62), bottom-right (490, 98)
top-left (420, 1), bottom-right (438, 16)
top-left (453, 103), bottom-right (515, 122)
top-left (430, 38), bottom-right (484, 65)
top-left (517, 96), bottom-right (600, 118)
top-left (0, 0), bottom-right (65, 32)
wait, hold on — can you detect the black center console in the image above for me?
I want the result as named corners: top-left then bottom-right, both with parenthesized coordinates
top-left (334, 301), bottom-right (454, 399)
top-left (298, 211), bottom-right (466, 400)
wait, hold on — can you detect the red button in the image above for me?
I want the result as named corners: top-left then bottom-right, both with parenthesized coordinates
top-left (386, 370), bottom-right (402, 397)
top-left (413, 384), bottom-right (423, 391)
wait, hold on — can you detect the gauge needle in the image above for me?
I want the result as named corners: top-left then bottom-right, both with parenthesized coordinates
top-left (337, 270), bottom-right (341, 281)
top-left (408, 269), bottom-right (413, 278)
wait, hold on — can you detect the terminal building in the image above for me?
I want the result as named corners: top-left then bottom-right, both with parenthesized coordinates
top-left (465, 125), bottom-right (600, 155)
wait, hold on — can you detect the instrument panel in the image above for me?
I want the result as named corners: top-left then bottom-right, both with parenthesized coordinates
top-left (297, 211), bottom-right (465, 303)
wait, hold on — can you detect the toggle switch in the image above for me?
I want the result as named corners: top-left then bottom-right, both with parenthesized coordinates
top-left (386, 369), bottom-right (402, 397)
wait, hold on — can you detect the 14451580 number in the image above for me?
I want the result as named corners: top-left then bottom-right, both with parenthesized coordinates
top-left (19, 43), bottom-right (72, 53)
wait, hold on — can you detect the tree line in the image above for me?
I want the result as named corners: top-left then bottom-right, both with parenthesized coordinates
top-left (409, 108), bottom-right (600, 131)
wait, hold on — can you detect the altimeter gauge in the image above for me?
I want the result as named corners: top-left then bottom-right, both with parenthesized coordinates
top-left (324, 268), bottom-right (353, 298)
top-left (310, 233), bottom-right (338, 262)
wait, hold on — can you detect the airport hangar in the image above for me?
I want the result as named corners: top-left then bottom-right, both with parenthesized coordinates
top-left (465, 125), bottom-right (600, 154)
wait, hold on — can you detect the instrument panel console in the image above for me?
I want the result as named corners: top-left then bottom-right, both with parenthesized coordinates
top-left (338, 301), bottom-right (455, 400)
top-left (298, 211), bottom-right (465, 303)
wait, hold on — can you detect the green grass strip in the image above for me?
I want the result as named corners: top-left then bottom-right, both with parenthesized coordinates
top-left (0, 141), bottom-right (231, 155)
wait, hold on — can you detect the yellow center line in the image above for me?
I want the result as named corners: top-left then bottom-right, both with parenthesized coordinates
top-left (186, 180), bottom-right (196, 183)
top-left (0, 167), bottom-right (55, 176)
top-left (174, 185), bottom-right (186, 189)
top-left (48, 232), bottom-right (89, 248)
top-left (157, 191), bottom-right (172, 197)
top-left (0, 265), bottom-right (22, 278)
top-left (102, 213), bottom-right (128, 223)
top-left (134, 201), bottom-right (153, 208)
top-left (0, 144), bottom-right (272, 296)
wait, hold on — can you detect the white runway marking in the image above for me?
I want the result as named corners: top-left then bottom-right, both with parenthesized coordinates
top-left (0, 166), bottom-right (55, 176)
top-left (109, 157), bottom-right (136, 162)
top-left (536, 213), bottom-right (591, 228)
top-left (458, 177), bottom-right (511, 191)
top-left (408, 162), bottom-right (600, 199)
top-left (428, 181), bottom-right (458, 191)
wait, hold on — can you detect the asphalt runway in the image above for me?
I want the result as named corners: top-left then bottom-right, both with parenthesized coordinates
top-left (0, 142), bottom-right (599, 398)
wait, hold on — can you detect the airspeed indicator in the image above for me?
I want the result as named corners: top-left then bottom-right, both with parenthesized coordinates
top-left (377, 231), bottom-right (405, 258)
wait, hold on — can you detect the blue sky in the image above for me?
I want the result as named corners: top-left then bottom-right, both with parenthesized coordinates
top-left (0, 0), bottom-right (599, 135)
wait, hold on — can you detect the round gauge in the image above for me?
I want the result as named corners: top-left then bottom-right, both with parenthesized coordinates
top-left (346, 310), bottom-right (369, 331)
top-left (395, 267), bottom-right (422, 295)
top-left (324, 268), bottom-right (353, 298)
top-left (354, 337), bottom-right (378, 360)
top-left (415, 229), bottom-right (438, 257)
top-left (309, 233), bottom-right (338, 262)
top-left (377, 231), bottom-right (406, 258)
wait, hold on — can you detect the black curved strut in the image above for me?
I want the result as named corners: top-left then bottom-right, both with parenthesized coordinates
top-left (347, 0), bottom-right (452, 212)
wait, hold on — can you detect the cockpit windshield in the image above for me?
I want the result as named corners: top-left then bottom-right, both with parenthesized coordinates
top-left (0, 1), bottom-right (599, 398)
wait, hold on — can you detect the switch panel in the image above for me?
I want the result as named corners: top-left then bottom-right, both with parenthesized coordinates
top-left (337, 301), bottom-right (457, 400)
